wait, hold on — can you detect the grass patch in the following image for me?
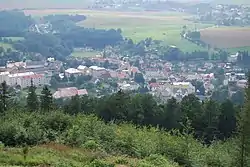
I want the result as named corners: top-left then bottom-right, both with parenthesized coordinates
top-left (0, 43), bottom-right (13, 50)
top-left (71, 50), bottom-right (100, 58)
top-left (4, 37), bottom-right (24, 42)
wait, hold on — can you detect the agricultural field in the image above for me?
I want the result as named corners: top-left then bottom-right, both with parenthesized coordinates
top-left (24, 9), bottom-right (213, 52)
top-left (200, 26), bottom-right (250, 53)
top-left (71, 50), bottom-right (101, 58)
top-left (212, 0), bottom-right (250, 5)
top-left (0, 43), bottom-right (12, 50)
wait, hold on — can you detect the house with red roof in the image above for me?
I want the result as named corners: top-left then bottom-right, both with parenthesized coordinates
top-left (53, 87), bottom-right (88, 99)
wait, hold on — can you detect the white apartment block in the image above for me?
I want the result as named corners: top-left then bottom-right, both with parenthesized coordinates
top-left (0, 72), bottom-right (51, 88)
top-left (0, 72), bottom-right (10, 83)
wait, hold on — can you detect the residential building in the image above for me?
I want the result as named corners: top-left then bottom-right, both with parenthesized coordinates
top-left (171, 82), bottom-right (195, 95)
top-left (77, 65), bottom-right (90, 75)
top-left (89, 66), bottom-right (106, 78)
top-left (7, 72), bottom-right (51, 88)
top-left (237, 80), bottom-right (247, 88)
top-left (0, 71), bottom-right (10, 83)
top-left (65, 68), bottom-right (82, 77)
top-left (144, 68), bottom-right (163, 79)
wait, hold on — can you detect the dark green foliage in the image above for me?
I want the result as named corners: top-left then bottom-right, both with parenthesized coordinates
top-left (59, 27), bottom-right (123, 49)
top-left (0, 11), bottom-right (33, 37)
top-left (64, 95), bottom-right (81, 115)
top-left (0, 81), bottom-right (9, 113)
top-left (235, 73), bottom-right (250, 167)
top-left (134, 72), bottom-right (145, 84)
top-left (26, 80), bottom-right (39, 112)
top-left (69, 74), bottom-right (76, 82)
top-left (59, 91), bottom-right (239, 143)
top-left (40, 85), bottom-right (53, 112)
top-left (161, 98), bottom-right (181, 130)
top-left (218, 100), bottom-right (237, 139)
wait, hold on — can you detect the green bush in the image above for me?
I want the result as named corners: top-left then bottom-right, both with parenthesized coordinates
top-left (0, 141), bottom-right (4, 150)
top-left (82, 140), bottom-right (100, 150)
top-left (86, 159), bottom-right (115, 167)
top-left (114, 157), bottom-right (128, 165)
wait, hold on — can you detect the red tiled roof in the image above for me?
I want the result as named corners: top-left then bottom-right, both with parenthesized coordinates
top-left (118, 72), bottom-right (129, 79)
top-left (78, 89), bottom-right (88, 96)
top-left (131, 67), bottom-right (139, 73)
top-left (53, 87), bottom-right (88, 99)
top-left (149, 83), bottom-right (160, 88)
top-left (22, 74), bottom-right (43, 79)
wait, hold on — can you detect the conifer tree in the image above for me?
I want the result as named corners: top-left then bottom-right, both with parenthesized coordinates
top-left (26, 79), bottom-right (39, 112)
top-left (40, 85), bottom-right (53, 112)
top-left (236, 73), bottom-right (250, 167)
top-left (0, 81), bottom-right (8, 112)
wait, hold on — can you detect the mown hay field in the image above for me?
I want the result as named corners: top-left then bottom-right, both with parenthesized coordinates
top-left (201, 27), bottom-right (250, 49)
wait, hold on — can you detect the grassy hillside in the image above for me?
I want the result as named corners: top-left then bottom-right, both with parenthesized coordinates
top-left (0, 144), bottom-right (180, 167)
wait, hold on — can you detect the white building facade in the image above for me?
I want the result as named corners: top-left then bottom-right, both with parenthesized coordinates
top-left (2, 72), bottom-right (51, 88)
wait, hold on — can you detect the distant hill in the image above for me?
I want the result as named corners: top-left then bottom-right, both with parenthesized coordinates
top-left (0, 0), bottom-right (92, 9)
top-left (1, 0), bottom-right (250, 10)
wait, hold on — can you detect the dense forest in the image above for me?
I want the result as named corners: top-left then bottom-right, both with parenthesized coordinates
top-left (0, 10), bottom-right (33, 37)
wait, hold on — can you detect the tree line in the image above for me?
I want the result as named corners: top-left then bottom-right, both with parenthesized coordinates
top-left (0, 79), bottom-right (240, 144)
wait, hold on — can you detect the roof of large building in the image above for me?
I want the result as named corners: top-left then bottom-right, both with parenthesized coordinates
top-left (172, 82), bottom-right (191, 86)
top-left (65, 68), bottom-right (81, 74)
top-left (8, 72), bottom-right (34, 78)
top-left (77, 65), bottom-right (87, 70)
top-left (89, 66), bottom-right (105, 71)
top-left (0, 71), bottom-right (10, 75)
